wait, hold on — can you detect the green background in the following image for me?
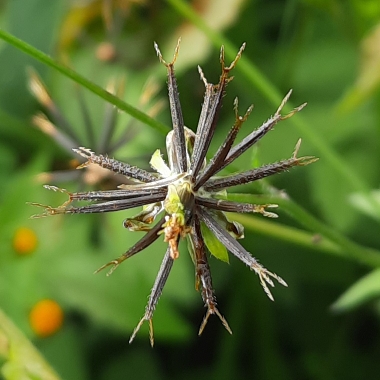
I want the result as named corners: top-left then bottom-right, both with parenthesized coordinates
top-left (1, 0), bottom-right (380, 379)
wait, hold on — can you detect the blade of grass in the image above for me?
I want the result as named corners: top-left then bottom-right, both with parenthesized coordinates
top-left (167, 0), bottom-right (380, 219)
top-left (0, 29), bottom-right (170, 136)
top-left (0, 308), bottom-right (62, 380)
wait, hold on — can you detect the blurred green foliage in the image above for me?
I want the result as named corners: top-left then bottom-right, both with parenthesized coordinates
top-left (1, 0), bottom-right (380, 379)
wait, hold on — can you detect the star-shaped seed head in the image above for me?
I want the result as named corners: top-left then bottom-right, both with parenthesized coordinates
top-left (30, 38), bottom-right (317, 346)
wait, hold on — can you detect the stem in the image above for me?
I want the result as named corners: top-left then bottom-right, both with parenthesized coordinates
top-left (0, 28), bottom-right (170, 136)
top-left (0, 308), bottom-right (61, 380)
top-left (232, 213), bottom-right (340, 255)
top-left (227, 193), bottom-right (380, 268)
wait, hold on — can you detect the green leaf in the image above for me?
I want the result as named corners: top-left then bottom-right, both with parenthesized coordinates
top-left (0, 308), bottom-right (61, 380)
top-left (200, 222), bottom-right (229, 263)
top-left (331, 268), bottom-right (380, 312)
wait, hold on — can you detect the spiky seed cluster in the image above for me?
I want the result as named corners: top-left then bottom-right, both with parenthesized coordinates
top-left (30, 38), bottom-right (317, 346)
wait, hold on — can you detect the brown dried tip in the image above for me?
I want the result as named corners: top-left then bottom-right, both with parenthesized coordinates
top-left (154, 37), bottom-right (181, 67)
top-left (251, 263), bottom-right (288, 301)
top-left (28, 68), bottom-right (53, 108)
top-left (93, 260), bottom-right (119, 276)
top-left (274, 89), bottom-right (308, 120)
top-left (221, 42), bottom-right (246, 72)
top-left (198, 308), bottom-right (232, 336)
top-left (129, 317), bottom-right (154, 347)
top-left (292, 139), bottom-right (319, 166)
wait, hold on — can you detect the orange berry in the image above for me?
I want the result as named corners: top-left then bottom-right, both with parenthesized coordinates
top-left (13, 227), bottom-right (38, 255)
top-left (29, 299), bottom-right (64, 337)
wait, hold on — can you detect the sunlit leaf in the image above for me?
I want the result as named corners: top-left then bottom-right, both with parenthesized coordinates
top-left (349, 189), bottom-right (380, 221)
top-left (331, 268), bottom-right (380, 312)
top-left (337, 23), bottom-right (380, 113)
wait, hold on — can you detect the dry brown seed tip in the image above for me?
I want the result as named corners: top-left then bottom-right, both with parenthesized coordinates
top-left (292, 138), bottom-right (302, 158)
top-left (281, 102), bottom-right (308, 120)
top-left (291, 139), bottom-right (319, 167)
top-left (198, 308), bottom-right (232, 336)
top-left (154, 37), bottom-right (181, 67)
top-left (215, 308), bottom-right (233, 335)
top-left (275, 274), bottom-right (288, 287)
top-left (149, 319), bottom-right (154, 347)
top-left (275, 89), bottom-right (293, 116)
top-left (32, 114), bottom-right (56, 136)
top-left (224, 42), bottom-right (246, 72)
top-left (43, 185), bottom-right (67, 194)
top-left (28, 68), bottom-right (53, 107)
top-left (198, 310), bottom-right (210, 336)
top-left (129, 316), bottom-right (153, 346)
top-left (153, 41), bottom-right (163, 63)
top-left (219, 45), bottom-right (225, 67)
top-left (197, 66), bottom-right (209, 86)
top-left (296, 102), bottom-right (307, 113)
top-left (260, 276), bottom-right (275, 301)
top-left (297, 156), bottom-right (319, 166)
top-left (244, 104), bottom-right (254, 120)
top-left (172, 37), bottom-right (181, 64)
top-left (254, 204), bottom-right (279, 218)
top-left (233, 97), bottom-right (239, 115)
top-left (73, 147), bottom-right (94, 159)
top-left (93, 260), bottom-right (119, 275)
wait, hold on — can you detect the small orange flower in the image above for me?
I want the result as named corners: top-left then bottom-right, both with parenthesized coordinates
top-left (13, 227), bottom-right (38, 255)
top-left (29, 299), bottom-right (64, 337)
